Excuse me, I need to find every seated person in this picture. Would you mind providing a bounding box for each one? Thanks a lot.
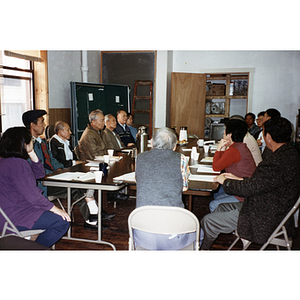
[126,113,138,142]
[102,114,125,150]
[253,111,265,140]
[134,127,192,250]
[49,120,102,228]
[76,109,127,206]
[230,115,262,166]
[0,127,70,247]
[49,121,75,168]
[22,109,64,197]
[209,119,256,212]
[245,112,260,138]
[257,108,281,159]
[114,109,135,147]
[77,109,107,160]
[200,117,300,250]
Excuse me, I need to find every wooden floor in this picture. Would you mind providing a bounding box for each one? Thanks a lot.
[53,191,300,251]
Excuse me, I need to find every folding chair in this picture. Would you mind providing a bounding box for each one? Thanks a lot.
[128,205,200,250]
[228,196,300,251]
[0,206,45,239]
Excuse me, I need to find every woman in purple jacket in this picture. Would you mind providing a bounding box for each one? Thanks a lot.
[0,127,70,247]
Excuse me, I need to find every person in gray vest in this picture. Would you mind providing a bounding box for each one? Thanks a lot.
[134,127,192,250]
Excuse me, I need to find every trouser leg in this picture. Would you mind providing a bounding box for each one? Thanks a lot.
[30,211,70,247]
[200,202,243,250]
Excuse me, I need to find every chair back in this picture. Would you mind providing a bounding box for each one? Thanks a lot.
[45,125,55,141]
[128,205,200,250]
[260,195,300,250]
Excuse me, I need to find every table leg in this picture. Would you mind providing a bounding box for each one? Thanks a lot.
[67,187,71,238]
[188,195,192,211]
[98,189,102,241]
[62,187,116,250]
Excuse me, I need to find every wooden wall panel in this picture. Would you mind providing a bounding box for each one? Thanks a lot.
[49,108,71,126]
[170,73,206,138]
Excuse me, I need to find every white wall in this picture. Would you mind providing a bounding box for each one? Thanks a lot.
[171,50,300,126]
[48,50,100,109]
[47,50,300,130]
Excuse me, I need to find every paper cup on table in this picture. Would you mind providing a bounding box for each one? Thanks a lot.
[107,149,114,156]
[204,145,210,153]
[103,155,110,163]
[197,139,204,147]
[192,152,199,161]
[94,171,103,183]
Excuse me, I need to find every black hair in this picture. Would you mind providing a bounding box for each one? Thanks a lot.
[257,111,265,117]
[264,117,292,143]
[225,119,248,142]
[0,127,32,159]
[116,109,126,116]
[266,108,281,119]
[245,112,256,120]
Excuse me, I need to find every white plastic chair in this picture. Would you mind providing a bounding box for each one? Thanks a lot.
[228,196,300,251]
[0,206,45,239]
[128,205,200,250]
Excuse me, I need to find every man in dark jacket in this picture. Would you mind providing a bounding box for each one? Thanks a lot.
[200,117,300,250]
[114,109,135,147]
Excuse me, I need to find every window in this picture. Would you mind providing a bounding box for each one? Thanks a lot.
[0,50,34,133]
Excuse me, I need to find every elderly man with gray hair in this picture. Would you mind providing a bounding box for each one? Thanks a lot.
[134,127,191,249]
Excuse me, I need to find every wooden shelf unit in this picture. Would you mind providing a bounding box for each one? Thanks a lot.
[205,73,249,119]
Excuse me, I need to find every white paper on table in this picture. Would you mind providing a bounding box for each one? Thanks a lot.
[113,172,136,182]
[93,156,122,161]
[200,157,214,163]
[47,172,95,181]
[189,174,217,182]
[86,161,100,167]
[189,164,202,169]
[181,148,192,152]
[120,149,133,153]
[196,165,220,174]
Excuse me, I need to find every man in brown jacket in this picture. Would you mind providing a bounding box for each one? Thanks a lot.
[102,114,125,151]
[77,109,107,160]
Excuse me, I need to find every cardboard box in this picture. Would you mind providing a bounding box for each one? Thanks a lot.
[206,83,226,96]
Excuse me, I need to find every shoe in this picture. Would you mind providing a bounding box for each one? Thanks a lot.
[107,192,129,202]
[102,212,116,221]
[89,214,98,222]
[84,222,109,230]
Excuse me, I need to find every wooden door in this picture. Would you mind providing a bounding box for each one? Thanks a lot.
[170,73,206,138]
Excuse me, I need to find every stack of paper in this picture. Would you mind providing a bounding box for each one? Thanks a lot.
[196,165,220,174]
[189,174,217,182]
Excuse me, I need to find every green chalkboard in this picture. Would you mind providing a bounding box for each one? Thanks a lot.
[70,81,130,145]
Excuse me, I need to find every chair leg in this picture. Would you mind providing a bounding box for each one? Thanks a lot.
[228,235,240,250]
[56,198,65,211]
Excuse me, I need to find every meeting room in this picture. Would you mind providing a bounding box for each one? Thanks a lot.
[0,49,300,253]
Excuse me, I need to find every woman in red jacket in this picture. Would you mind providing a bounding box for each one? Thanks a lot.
[210,119,256,212]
